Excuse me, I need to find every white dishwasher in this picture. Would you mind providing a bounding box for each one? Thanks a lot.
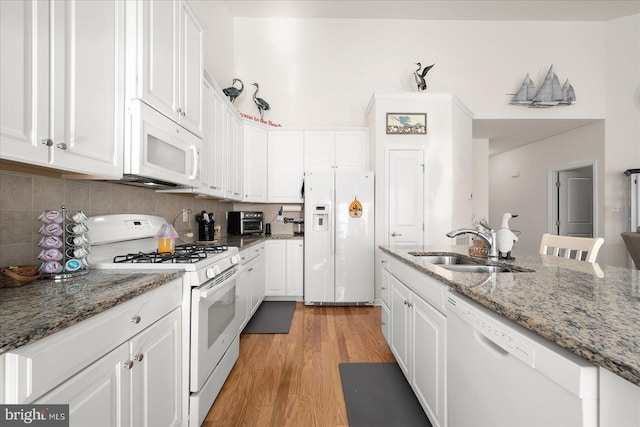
[447,292,598,427]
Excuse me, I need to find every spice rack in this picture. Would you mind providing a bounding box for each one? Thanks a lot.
[37,205,90,280]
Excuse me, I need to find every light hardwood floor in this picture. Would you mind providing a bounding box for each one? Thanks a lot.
[203,303,396,427]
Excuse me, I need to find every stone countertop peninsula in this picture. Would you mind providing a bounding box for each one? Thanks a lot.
[379,245,640,386]
[207,233,304,250]
[0,269,183,354]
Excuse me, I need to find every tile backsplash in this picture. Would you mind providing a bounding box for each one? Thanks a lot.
[0,168,232,266]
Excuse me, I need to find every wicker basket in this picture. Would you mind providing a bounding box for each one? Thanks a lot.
[468,246,489,258]
[0,265,41,288]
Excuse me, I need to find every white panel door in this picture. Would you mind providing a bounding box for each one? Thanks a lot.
[131,308,182,427]
[335,130,368,170]
[140,0,178,122]
[304,170,335,303]
[50,0,124,178]
[37,343,131,427]
[388,149,425,246]
[286,240,304,297]
[268,130,304,202]
[265,240,286,296]
[0,0,49,165]
[304,130,334,171]
[178,0,203,136]
[243,122,266,202]
[335,170,374,302]
[390,275,411,377]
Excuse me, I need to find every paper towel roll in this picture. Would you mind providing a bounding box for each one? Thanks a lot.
[281,204,302,212]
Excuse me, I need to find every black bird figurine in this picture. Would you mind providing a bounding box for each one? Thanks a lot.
[252,83,270,119]
[414,62,435,92]
[222,78,244,103]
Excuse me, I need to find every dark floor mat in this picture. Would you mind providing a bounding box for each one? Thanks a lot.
[339,362,432,427]
[242,301,296,334]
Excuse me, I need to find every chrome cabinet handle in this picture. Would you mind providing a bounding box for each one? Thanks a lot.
[381,286,387,290]
[381,260,387,264]
[134,354,144,362]
[391,232,402,237]
[56,143,67,150]
[181,111,186,116]
[41,139,53,146]
[177,107,182,113]
[130,315,141,324]
[403,300,408,305]
[123,360,133,369]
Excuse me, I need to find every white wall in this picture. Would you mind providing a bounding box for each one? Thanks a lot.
[489,121,605,254]
[232,18,606,126]
[190,1,235,87]
[472,139,489,225]
[604,14,640,267]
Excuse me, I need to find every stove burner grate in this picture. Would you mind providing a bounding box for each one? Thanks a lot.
[112,244,228,264]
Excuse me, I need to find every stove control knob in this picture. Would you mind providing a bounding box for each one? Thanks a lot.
[230,255,240,265]
[206,267,215,279]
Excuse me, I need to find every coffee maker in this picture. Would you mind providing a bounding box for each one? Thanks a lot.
[196,211,215,241]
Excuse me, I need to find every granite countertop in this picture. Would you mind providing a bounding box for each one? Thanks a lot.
[206,233,304,250]
[379,245,640,386]
[0,269,184,354]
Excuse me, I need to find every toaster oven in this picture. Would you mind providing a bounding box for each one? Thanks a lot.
[227,211,264,235]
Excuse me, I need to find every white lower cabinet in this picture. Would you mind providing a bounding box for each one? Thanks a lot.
[265,239,303,299]
[37,308,182,427]
[237,244,266,332]
[4,279,184,426]
[386,257,447,427]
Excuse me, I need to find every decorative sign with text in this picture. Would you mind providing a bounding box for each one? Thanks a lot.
[240,113,282,127]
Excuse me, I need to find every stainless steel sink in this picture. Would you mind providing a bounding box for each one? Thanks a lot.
[437,264,512,273]
[407,253,478,265]
[408,251,534,273]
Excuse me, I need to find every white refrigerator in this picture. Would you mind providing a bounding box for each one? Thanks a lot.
[304,170,374,304]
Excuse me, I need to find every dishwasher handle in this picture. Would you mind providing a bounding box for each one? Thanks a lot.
[448,293,534,367]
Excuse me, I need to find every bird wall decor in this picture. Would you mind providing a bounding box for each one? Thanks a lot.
[251,83,270,119]
[222,78,244,103]
[413,62,435,92]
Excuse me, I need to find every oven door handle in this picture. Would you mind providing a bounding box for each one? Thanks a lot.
[198,270,239,300]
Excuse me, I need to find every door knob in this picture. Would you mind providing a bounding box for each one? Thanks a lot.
[41,139,53,146]
[55,143,67,150]
[391,232,402,237]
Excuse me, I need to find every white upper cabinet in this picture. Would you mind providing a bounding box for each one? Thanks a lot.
[268,130,304,203]
[224,110,243,200]
[200,74,225,198]
[304,129,369,171]
[127,0,204,137]
[0,0,124,179]
[243,121,268,202]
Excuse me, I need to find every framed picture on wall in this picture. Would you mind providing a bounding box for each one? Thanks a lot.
[386,113,427,134]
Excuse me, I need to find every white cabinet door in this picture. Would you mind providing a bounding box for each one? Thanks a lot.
[286,240,304,297]
[37,343,131,427]
[303,129,369,172]
[268,130,304,203]
[178,0,203,136]
[0,0,49,165]
[201,76,226,197]
[138,0,178,122]
[243,122,268,202]
[390,274,411,376]
[0,0,123,179]
[303,131,334,171]
[131,308,182,427]
[253,245,265,310]
[334,130,368,170]
[50,0,124,178]
[132,0,203,136]
[236,261,250,332]
[411,294,446,427]
[265,240,286,296]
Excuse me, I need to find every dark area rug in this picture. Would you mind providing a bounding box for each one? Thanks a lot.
[339,362,432,427]
[242,301,296,334]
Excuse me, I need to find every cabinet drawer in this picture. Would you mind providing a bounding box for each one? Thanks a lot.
[387,257,447,313]
[4,279,182,403]
[240,244,264,264]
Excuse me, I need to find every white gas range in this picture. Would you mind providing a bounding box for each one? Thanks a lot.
[88,214,241,427]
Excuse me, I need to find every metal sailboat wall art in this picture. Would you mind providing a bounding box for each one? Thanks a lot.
[509,65,575,107]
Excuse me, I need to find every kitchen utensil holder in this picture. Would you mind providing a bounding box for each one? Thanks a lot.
[37,205,90,281]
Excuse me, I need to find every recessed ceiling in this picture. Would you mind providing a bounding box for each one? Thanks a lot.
[223,0,640,22]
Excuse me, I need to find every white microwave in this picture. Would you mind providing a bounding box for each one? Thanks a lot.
[124,100,201,188]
